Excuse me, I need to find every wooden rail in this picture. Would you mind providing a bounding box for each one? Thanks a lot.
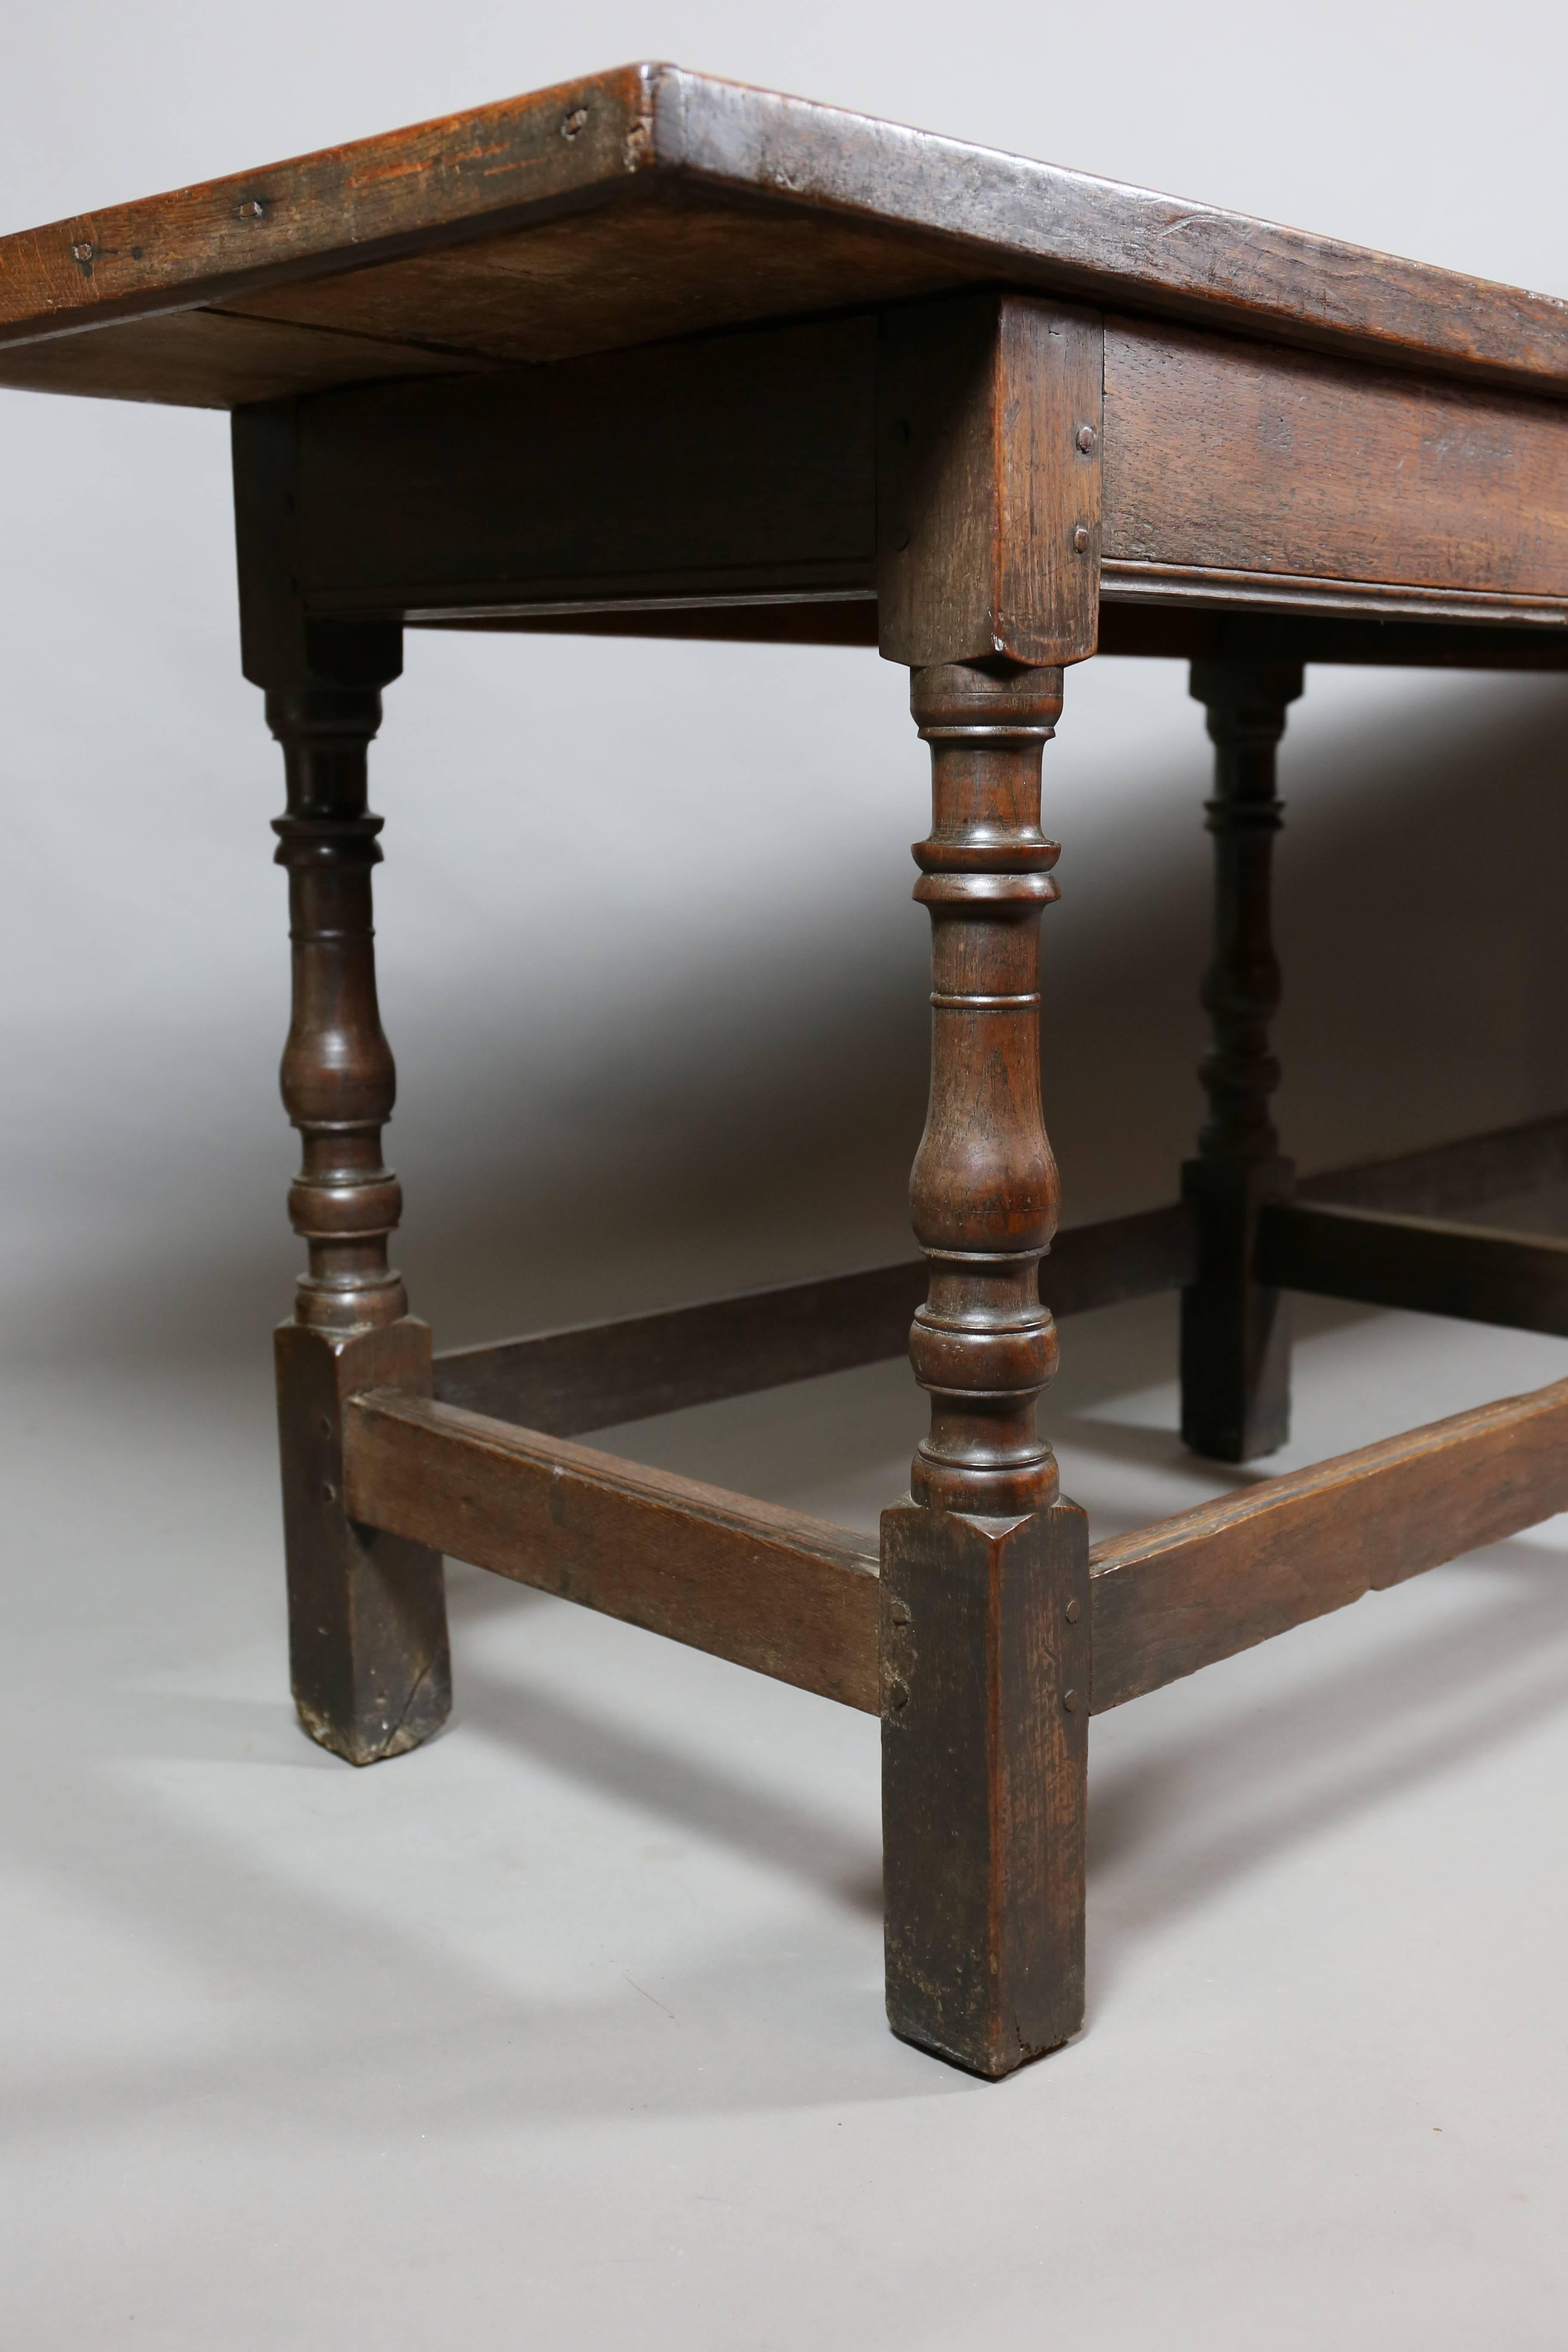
[433,1202,1190,1433]
[385,1116,1568,1725]
[1088,1375,1568,1711]
[342,1390,881,1711]
[1302,1109,1568,1216]
[346,1374,1568,1727]
[1260,1199,1568,1336]
[433,1111,1568,1434]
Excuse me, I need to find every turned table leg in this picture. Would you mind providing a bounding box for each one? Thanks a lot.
[267,671,450,1764]
[1180,659,1303,1464]
[880,660,1090,2080]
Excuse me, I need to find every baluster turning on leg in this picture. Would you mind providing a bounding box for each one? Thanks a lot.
[269,676,450,1764]
[273,688,408,1335]
[1180,658,1303,1462]
[881,660,1090,2079]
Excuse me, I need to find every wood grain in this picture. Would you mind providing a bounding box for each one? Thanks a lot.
[419,597,883,648]
[0,306,473,409]
[276,1318,450,1765]
[218,185,970,371]
[882,1498,1089,2077]
[428,598,1568,668]
[900,662,1070,1515]
[6,65,1567,407]
[1100,558,1568,632]
[1102,318,1568,603]
[288,313,877,620]
[265,640,451,1766]
[1091,605,1568,671]
[1260,1200,1568,1335]
[876,295,1102,668]
[342,1360,1568,1729]
[269,672,410,1331]
[876,646,1087,2076]
[1089,1375,1568,1712]
[342,1390,881,1713]
[436,1259,929,1433]
[0,67,659,352]
[211,289,1568,647]
[224,289,1568,651]
[665,70,1568,396]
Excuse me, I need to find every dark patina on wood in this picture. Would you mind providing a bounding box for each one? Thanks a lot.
[1261,1200,1568,1335]
[1180,660,1302,1462]
[343,1390,880,1713]
[878,635,1092,2077]
[432,1201,1192,1433]
[267,660,451,1763]
[876,295,1102,670]
[430,1112,1568,1434]
[9,65,1568,409]
[882,1499,1088,2076]
[276,1319,449,1764]
[335,1352,1568,1750]
[251,518,451,1764]
[1090,1376,1568,1712]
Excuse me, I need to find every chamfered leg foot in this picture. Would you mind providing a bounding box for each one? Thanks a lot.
[880,658,1088,2077]
[276,1318,450,1765]
[263,655,450,1762]
[882,1495,1090,2077]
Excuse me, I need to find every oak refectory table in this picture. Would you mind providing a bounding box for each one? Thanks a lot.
[7,66,1568,2079]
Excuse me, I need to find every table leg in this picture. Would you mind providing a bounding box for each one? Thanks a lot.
[1180,658,1303,1462]
[267,671,450,1765]
[880,659,1090,2079]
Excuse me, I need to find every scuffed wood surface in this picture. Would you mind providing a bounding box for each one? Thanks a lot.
[219,186,969,371]
[876,295,1102,668]
[882,1499,1089,2076]
[343,1390,881,1712]
[1103,318,1568,602]
[0,67,657,351]
[4,65,1567,407]
[0,306,474,410]
[665,70,1568,394]
[1089,1377,1568,1711]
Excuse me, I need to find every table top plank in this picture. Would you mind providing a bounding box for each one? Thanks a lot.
[0,306,484,410]
[3,64,1567,410]
[213,187,976,372]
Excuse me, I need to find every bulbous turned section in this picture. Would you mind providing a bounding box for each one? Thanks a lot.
[1189,660,1302,1166]
[269,683,407,1334]
[906,659,1067,1517]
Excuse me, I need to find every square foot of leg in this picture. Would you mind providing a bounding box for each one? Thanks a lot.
[276,1318,451,1766]
[880,1494,1089,2078]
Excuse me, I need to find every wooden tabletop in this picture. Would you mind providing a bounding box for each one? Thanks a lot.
[3,63,1567,413]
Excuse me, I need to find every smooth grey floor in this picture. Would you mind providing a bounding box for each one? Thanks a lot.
[4,1287,1566,2349]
